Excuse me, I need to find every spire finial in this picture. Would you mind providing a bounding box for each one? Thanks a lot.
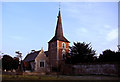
[40,47,44,53]
[59,2,61,10]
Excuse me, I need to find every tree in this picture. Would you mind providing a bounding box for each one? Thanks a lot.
[15,51,23,72]
[65,42,96,64]
[116,52,120,62]
[0,58,2,70]
[12,57,19,70]
[15,51,22,61]
[2,55,13,71]
[98,49,116,62]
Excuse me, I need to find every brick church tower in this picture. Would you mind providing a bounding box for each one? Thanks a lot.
[48,8,70,71]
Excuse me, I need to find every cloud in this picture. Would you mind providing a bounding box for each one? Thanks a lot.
[104,24,111,29]
[64,3,93,15]
[76,27,88,34]
[74,27,90,39]
[106,29,118,41]
[80,28,88,33]
[9,36,25,40]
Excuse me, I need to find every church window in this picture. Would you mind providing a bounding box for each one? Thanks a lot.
[62,42,65,49]
[62,49,66,60]
[40,62,44,67]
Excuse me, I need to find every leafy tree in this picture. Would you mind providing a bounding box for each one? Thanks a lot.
[15,51,22,61]
[65,42,96,64]
[2,55,13,71]
[0,58,2,70]
[15,51,23,71]
[98,49,116,62]
[116,52,120,62]
[12,57,19,70]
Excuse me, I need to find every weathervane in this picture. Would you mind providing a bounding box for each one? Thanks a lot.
[59,2,61,10]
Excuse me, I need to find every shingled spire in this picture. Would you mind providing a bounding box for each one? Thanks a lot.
[49,8,69,42]
[55,8,63,38]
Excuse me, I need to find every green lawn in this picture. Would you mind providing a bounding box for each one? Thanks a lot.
[2,75,63,80]
[1,75,120,80]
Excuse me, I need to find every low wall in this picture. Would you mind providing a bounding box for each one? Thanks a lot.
[61,64,119,76]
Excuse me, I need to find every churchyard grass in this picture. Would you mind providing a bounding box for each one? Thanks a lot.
[2,75,63,80]
[1,74,120,80]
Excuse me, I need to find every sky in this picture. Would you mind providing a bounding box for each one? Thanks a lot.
[1,2,118,59]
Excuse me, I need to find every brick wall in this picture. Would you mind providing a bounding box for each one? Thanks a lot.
[48,40,69,70]
[58,41,69,60]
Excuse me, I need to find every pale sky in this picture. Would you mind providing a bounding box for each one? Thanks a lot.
[1,2,118,59]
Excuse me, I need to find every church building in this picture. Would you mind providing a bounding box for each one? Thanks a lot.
[48,8,70,71]
[23,6,119,76]
[24,8,70,73]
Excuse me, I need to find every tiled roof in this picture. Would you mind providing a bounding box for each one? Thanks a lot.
[49,36,69,42]
[24,51,40,62]
[24,50,48,62]
[44,51,48,57]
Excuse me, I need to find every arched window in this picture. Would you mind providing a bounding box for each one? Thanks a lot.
[62,42,65,49]
[62,49,66,60]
